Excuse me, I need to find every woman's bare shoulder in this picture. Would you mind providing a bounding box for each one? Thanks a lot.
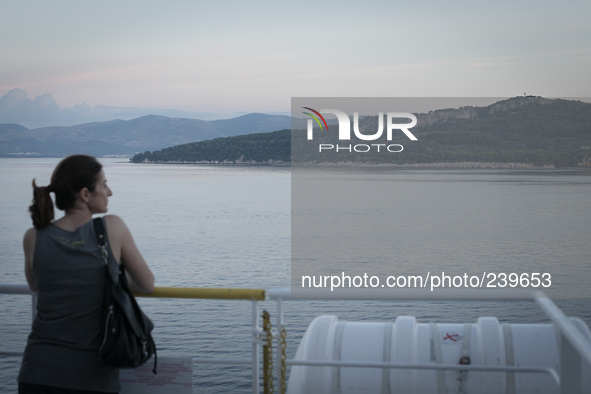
[23,227,36,245]
[104,214,124,224]
[103,215,128,231]
[103,215,136,244]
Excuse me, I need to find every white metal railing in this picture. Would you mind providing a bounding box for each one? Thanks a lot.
[3,284,591,393]
[0,284,266,394]
[268,288,591,394]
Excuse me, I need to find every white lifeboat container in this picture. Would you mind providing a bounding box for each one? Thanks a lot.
[287,315,591,394]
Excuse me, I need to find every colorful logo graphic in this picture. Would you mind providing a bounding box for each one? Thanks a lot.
[302,107,328,131]
[301,106,418,154]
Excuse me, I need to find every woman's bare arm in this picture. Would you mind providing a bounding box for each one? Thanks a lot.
[104,215,154,293]
[23,228,36,292]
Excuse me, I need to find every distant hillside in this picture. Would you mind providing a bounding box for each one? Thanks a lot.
[131,129,290,164]
[387,96,591,167]
[132,97,591,167]
[0,113,291,157]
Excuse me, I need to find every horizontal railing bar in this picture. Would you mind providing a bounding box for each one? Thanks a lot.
[1,351,254,368]
[2,351,254,365]
[267,287,546,300]
[0,284,265,301]
[286,360,560,385]
[0,351,24,357]
[192,357,253,366]
[0,284,560,301]
[0,284,31,295]
[137,286,265,301]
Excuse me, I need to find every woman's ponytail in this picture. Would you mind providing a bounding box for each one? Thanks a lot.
[29,179,55,230]
[28,155,102,229]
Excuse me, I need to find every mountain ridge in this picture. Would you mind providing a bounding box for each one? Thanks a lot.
[3,97,591,167]
[0,113,291,157]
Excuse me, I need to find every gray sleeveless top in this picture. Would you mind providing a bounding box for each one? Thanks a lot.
[18,219,119,392]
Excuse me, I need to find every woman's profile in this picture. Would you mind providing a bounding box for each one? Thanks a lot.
[18,155,154,394]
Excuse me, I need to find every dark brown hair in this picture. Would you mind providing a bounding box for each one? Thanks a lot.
[29,155,103,229]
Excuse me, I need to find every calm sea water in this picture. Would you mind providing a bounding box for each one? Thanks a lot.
[1,158,590,392]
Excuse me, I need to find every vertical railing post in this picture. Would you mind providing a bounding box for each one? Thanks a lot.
[275,296,285,394]
[535,295,591,394]
[252,299,260,394]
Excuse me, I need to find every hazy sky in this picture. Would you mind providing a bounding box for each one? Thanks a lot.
[1,0,590,117]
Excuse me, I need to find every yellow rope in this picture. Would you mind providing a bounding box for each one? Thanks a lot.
[262,310,274,394]
[280,326,287,394]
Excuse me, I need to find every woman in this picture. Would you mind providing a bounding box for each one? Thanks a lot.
[18,155,154,394]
